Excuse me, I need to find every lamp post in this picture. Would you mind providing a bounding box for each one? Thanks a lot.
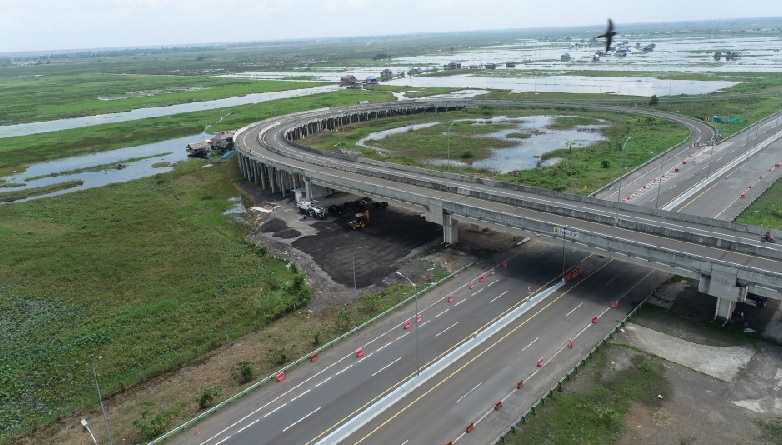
[656,157,671,209]
[396,271,419,376]
[92,357,112,445]
[561,226,568,283]
[615,136,631,223]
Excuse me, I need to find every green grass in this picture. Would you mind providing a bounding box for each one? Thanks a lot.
[736,177,782,230]
[303,106,688,195]
[0,179,84,202]
[0,159,311,441]
[503,346,669,445]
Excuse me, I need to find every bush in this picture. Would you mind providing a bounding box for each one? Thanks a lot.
[649,95,659,106]
[266,345,291,366]
[601,160,611,168]
[231,362,254,384]
[198,386,222,410]
[313,329,322,346]
[133,410,170,440]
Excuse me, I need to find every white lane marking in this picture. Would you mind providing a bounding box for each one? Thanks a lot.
[335,364,354,376]
[456,382,483,404]
[290,388,311,403]
[490,290,508,303]
[436,309,448,318]
[435,322,459,338]
[565,302,583,317]
[315,376,332,388]
[455,299,465,306]
[264,402,287,418]
[371,357,401,377]
[282,406,321,432]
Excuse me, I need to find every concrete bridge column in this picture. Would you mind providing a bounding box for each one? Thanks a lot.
[443,213,459,244]
[305,179,312,200]
[258,162,267,189]
[424,204,459,244]
[237,154,246,177]
[697,263,748,320]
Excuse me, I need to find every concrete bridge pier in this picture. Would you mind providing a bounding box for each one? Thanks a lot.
[424,203,458,244]
[697,264,748,320]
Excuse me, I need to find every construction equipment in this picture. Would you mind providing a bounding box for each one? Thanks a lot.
[349,210,369,230]
[296,200,327,219]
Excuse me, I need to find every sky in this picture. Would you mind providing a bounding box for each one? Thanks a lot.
[0,0,778,53]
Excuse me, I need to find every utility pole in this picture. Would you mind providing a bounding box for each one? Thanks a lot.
[615,136,631,223]
[396,271,419,376]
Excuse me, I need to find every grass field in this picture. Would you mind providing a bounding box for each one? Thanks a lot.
[503,345,669,445]
[0,160,313,441]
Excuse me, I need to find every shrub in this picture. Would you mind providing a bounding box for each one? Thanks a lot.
[198,386,222,410]
[133,410,170,440]
[231,362,254,384]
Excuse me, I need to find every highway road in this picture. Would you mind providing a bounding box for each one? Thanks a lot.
[596,110,782,221]
[169,102,782,445]
[173,243,663,445]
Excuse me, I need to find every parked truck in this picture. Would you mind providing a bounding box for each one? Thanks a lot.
[296,200,328,219]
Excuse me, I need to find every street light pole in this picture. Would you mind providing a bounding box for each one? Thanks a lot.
[656,157,671,210]
[92,357,112,445]
[561,226,567,282]
[396,271,419,376]
[706,144,715,178]
[615,136,631,223]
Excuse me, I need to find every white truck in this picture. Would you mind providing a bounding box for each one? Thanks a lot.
[296,200,328,219]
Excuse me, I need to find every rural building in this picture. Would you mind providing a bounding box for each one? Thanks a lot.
[484,63,497,69]
[444,61,462,70]
[380,69,393,80]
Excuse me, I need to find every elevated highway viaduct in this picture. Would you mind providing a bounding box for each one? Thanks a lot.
[234,99,782,319]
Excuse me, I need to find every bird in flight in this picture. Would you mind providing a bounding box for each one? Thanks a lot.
[597,19,616,53]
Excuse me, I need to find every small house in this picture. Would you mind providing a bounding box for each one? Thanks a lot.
[484,63,496,70]
[380,69,393,80]
[444,61,462,70]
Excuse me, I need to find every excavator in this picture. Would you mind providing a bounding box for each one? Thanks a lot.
[349,210,369,230]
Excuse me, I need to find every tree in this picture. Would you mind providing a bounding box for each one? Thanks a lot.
[649,95,659,106]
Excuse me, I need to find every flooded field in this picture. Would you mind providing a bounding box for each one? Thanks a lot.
[0,134,208,202]
[358,116,607,173]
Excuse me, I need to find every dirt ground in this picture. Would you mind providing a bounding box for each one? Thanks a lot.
[243,189,519,310]
[608,281,782,445]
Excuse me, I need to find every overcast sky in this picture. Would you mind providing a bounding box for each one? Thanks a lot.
[0,0,778,53]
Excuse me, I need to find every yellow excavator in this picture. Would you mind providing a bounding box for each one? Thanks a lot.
[349,210,369,230]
